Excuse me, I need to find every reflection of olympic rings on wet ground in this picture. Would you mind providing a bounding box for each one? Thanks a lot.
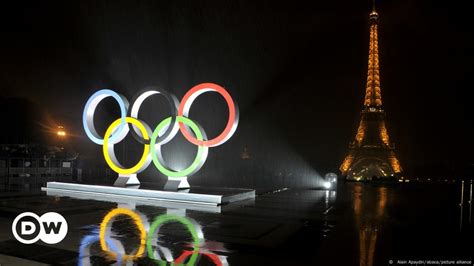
[78,232,125,265]
[82,83,239,178]
[78,208,228,266]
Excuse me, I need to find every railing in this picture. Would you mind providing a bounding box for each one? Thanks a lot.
[0,157,74,176]
[0,157,75,189]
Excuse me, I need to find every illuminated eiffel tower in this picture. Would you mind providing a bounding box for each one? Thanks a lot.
[340,2,402,181]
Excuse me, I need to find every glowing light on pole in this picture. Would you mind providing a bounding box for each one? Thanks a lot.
[57,126,66,137]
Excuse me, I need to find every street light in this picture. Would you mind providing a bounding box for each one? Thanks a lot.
[57,126,66,137]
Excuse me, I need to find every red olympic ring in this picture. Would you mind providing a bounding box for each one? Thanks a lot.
[178,83,238,147]
[174,250,223,266]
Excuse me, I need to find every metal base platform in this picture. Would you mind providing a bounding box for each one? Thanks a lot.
[41,182,255,206]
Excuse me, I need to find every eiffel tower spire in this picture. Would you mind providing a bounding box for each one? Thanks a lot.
[365,0,382,108]
[340,3,403,181]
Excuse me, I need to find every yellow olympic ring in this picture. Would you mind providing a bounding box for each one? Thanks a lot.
[103,117,150,175]
[99,208,147,260]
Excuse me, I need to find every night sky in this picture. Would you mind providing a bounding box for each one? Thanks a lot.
[1,0,473,182]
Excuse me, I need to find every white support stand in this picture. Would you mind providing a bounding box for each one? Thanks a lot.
[166,208,186,216]
[42,182,255,206]
[118,202,137,210]
[114,174,140,187]
[164,177,190,191]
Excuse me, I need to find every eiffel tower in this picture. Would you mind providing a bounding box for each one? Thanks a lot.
[340,2,402,181]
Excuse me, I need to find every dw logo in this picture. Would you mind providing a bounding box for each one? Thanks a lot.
[11,212,68,244]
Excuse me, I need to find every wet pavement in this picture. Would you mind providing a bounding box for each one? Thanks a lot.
[0,182,472,265]
[318,183,473,265]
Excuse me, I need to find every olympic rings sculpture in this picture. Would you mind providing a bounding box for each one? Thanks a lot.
[82,83,239,182]
[78,208,228,265]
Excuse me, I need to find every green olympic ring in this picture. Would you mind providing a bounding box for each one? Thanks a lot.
[146,214,203,265]
[151,116,208,177]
